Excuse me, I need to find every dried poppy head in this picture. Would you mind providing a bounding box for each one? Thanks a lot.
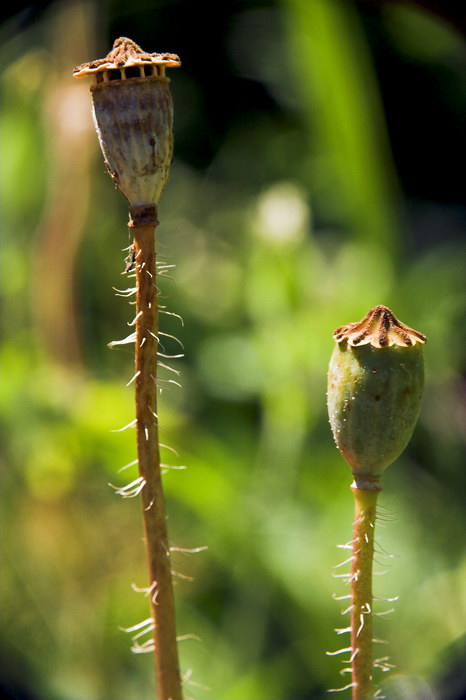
[74,37,181,225]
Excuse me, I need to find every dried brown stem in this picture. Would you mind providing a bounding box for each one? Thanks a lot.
[133,222,183,700]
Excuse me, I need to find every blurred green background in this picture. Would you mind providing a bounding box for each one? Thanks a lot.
[1,1,465,699]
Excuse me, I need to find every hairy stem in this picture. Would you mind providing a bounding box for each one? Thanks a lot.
[133,222,183,700]
[350,483,380,700]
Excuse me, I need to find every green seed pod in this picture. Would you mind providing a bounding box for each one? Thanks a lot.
[327,305,426,487]
[73,38,180,225]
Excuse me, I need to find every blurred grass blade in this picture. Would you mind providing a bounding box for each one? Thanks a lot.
[283,0,401,252]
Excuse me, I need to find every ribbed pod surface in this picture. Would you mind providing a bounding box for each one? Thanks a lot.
[327,305,426,480]
[91,78,174,206]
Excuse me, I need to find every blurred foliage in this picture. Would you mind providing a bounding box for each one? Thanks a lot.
[0,1,465,699]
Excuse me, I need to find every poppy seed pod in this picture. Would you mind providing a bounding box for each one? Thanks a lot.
[73,37,180,225]
[327,305,426,488]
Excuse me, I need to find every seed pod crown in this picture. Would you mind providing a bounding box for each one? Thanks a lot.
[333,305,426,349]
[73,37,180,80]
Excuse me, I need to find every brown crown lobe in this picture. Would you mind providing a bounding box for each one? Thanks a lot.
[73,37,181,78]
[333,305,426,349]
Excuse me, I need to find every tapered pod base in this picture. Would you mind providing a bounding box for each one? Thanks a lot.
[350,482,380,700]
[133,223,183,700]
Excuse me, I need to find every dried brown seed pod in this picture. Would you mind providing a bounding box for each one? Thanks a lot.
[73,37,181,222]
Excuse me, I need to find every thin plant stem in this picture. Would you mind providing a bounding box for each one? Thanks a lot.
[350,484,380,700]
[133,221,183,700]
